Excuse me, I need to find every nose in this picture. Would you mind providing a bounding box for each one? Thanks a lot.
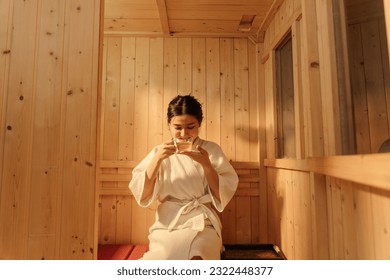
[180,128,187,137]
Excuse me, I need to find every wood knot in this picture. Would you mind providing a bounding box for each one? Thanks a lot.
[310,61,320,68]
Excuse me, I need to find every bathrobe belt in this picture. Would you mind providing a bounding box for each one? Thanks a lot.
[167,194,221,237]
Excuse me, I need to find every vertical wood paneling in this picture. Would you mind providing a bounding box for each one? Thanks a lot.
[248,41,259,161]
[98,36,261,247]
[191,38,207,139]
[133,38,150,161]
[205,38,220,142]
[163,38,178,141]
[0,0,100,259]
[27,0,66,259]
[257,42,268,243]
[148,38,164,149]
[220,38,236,160]
[0,0,39,259]
[234,39,250,161]
[119,37,136,161]
[353,183,375,258]
[103,37,121,160]
[178,38,192,95]
[59,0,99,259]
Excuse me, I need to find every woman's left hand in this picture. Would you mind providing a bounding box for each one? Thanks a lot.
[180,145,212,168]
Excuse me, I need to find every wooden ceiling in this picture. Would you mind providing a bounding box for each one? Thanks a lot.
[104,0,277,42]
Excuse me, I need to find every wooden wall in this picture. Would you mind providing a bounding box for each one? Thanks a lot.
[0,0,101,259]
[1,0,389,261]
[97,37,265,245]
[263,0,390,260]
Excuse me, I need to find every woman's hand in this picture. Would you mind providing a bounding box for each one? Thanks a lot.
[181,145,212,168]
[155,139,176,160]
[182,145,220,200]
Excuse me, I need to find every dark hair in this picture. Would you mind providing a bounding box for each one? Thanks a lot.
[167,95,203,125]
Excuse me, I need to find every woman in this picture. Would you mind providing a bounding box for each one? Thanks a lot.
[129,94,238,260]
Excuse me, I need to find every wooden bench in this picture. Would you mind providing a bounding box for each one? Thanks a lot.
[98,244,149,260]
[98,243,286,260]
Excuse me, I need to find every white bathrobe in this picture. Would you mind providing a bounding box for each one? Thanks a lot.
[129,137,238,260]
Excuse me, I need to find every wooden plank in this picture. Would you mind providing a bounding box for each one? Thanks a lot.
[370,186,390,259]
[0,0,13,208]
[103,37,121,160]
[353,183,375,258]
[220,38,236,160]
[177,38,192,95]
[191,38,207,139]
[100,160,138,168]
[340,179,357,259]
[284,168,295,259]
[234,38,250,161]
[329,178,345,259]
[266,168,278,245]
[156,0,170,35]
[292,170,313,259]
[119,37,136,161]
[98,174,132,182]
[264,158,309,171]
[316,0,341,156]
[133,38,150,161]
[235,196,251,243]
[99,195,117,244]
[257,42,268,243]
[250,195,260,243]
[291,20,305,159]
[265,154,390,192]
[310,173,329,259]
[301,0,325,157]
[115,196,133,243]
[163,37,178,140]
[27,0,66,260]
[264,55,277,159]
[221,197,236,243]
[58,0,99,259]
[0,0,38,258]
[27,235,56,260]
[148,38,164,149]
[104,18,162,34]
[308,154,390,191]
[205,38,220,142]
[248,41,259,161]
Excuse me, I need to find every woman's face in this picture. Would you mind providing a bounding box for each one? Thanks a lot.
[169,114,200,140]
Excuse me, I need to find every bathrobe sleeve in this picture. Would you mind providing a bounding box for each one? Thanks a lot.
[205,142,239,212]
[128,146,161,207]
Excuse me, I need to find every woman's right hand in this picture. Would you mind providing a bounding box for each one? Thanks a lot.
[155,139,176,160]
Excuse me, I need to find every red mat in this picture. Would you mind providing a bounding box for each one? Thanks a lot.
[98,244,148,260]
